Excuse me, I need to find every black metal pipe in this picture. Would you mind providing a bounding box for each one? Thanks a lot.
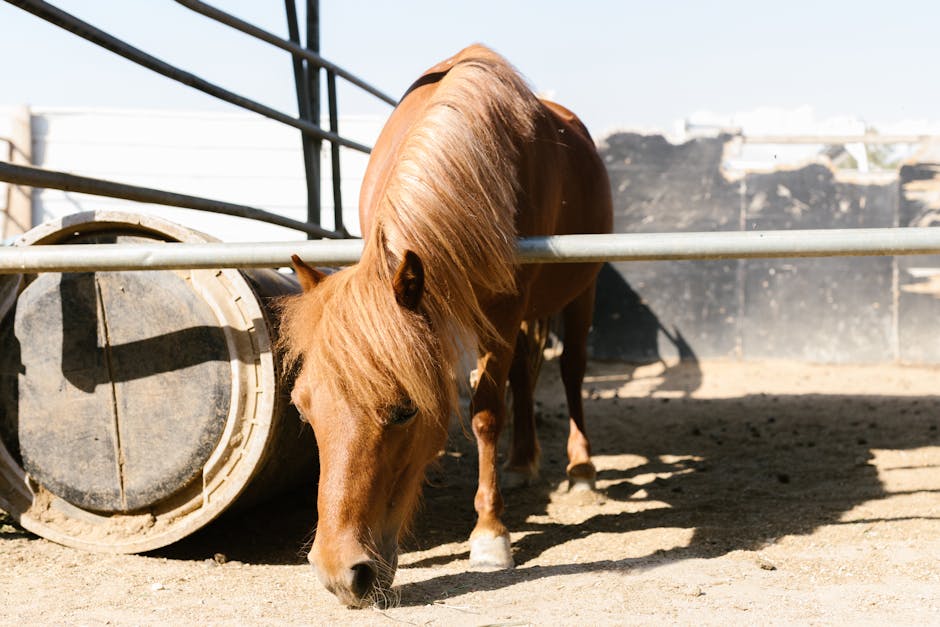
[304,0,322,230]
[285,0,320,230]
[5,0,371,153]
[174,0,397,106]
[0,162,345,239]
[306,0,321,126]
[327,70,345,235]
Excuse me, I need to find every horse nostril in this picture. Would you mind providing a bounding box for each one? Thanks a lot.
[349,561,378,600]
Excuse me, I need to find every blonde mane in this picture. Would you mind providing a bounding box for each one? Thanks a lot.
[279,46,542,420]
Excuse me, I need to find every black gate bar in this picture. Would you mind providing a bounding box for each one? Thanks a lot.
[284,0,320,228]
[0,162,345,239]
[5,0,372,153]
[326,70,345,235]
[304,0,321,229]
[174,0,396,106]
[179,0,398,234]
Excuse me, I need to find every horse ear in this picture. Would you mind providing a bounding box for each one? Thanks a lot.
[393,250,424,311]
[291,254,326,292]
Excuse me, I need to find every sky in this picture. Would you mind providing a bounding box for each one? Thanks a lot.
[2,1,940,138]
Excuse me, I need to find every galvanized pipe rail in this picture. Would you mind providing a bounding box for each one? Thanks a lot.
[742,134,936,145]
[2,227,940,273]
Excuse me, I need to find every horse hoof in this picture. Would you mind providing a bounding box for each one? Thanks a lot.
[469,534,514,571]
[568,476,596,492]
[567,461,597,492]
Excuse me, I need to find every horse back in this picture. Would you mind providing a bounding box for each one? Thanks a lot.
[358,51,467,235]
[358,47,612,320]
[513,100,613,319]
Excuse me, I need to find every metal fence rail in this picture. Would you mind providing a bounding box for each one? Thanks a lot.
[741,134,935,145]
[7,2,939,276]
[0,162,343,239]
[3,227,940,274]
[3,0,394,235]
[171,0,399,230]
[6,0,370,153]
[174,0,396,106]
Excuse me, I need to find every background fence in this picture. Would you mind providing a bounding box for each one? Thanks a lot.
[1,0,394,240]
[3,1,940,366]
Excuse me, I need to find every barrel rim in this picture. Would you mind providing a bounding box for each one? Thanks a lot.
[0,210,285,553]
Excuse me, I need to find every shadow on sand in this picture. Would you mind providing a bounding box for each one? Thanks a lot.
[388,360,939,606]
[3,359,938,605]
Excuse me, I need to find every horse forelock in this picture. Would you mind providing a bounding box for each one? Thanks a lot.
[278,263,457,424]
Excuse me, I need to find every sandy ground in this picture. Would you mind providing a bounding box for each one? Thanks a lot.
[2,358,940,625]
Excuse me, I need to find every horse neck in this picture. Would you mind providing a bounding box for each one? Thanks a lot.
[360,51,551,352]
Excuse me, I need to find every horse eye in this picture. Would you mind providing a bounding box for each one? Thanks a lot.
[389,402,418,425]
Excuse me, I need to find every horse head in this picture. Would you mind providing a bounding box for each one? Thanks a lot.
[283,252,452,608]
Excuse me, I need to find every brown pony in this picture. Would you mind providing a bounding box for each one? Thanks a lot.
[279,44,612,607]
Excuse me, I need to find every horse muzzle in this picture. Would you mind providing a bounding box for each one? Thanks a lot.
[309,540,398,608]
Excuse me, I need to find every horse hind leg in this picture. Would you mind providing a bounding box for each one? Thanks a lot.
[503,318,549,489]
[560,286,598,492]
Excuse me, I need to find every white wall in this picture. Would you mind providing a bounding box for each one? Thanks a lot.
[26,107,385,242]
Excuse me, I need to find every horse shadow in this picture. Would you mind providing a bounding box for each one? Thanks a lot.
[8,371,936,583]
[588,263,702,395]
[390,368,940,606]
[155,484,318,565]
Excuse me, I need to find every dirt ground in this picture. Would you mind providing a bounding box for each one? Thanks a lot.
[2,358,940,625]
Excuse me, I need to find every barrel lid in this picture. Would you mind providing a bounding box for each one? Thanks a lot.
[0,222,230,513]
[0,211,302,553]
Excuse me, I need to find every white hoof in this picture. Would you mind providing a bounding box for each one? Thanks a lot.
[568,476,596,493]
[567,462,597,493]
[469,534,514,571]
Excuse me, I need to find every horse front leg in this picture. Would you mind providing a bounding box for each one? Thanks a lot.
[469,337,517,570]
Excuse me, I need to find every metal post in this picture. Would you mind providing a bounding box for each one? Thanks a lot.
[284,0,319,233]
[1,106,32,238]
[305,0,322,233]
[327,70,344,235]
